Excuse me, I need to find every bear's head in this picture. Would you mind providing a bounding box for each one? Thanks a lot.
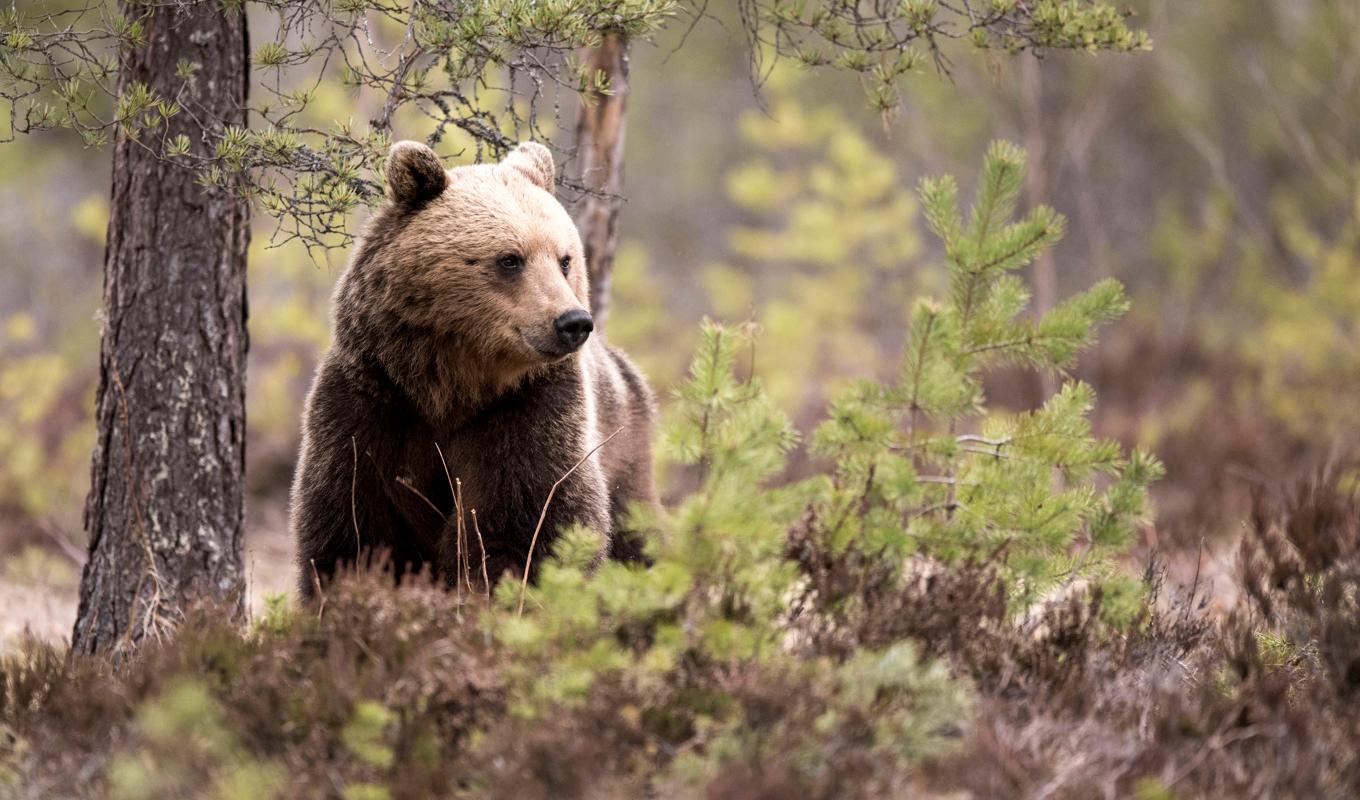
[342,139,593,408]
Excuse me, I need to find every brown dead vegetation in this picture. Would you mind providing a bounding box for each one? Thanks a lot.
[3,467,1358,799]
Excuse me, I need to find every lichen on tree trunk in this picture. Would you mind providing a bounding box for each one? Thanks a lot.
[573,32,630,329]
[72,0,251,655]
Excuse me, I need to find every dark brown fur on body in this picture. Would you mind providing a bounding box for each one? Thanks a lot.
[291,141,655,598]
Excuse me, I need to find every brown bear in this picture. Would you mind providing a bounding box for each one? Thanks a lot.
[290,140,656,598]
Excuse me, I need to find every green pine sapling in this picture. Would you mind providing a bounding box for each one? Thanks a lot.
[491,142,1156,781]
[807,140,1162,616]
[495,319,969,783]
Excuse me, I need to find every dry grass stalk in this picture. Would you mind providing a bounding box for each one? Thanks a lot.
[517,426,625,616]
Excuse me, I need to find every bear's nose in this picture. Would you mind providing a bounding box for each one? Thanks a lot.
[553,309,594,351]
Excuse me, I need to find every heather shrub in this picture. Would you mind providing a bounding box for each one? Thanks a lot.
[923,468,1360,799]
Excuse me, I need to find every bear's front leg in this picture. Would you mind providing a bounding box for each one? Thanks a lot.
[292,361,442,600]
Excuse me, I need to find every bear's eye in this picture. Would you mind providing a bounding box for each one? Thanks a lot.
[496,254,524,272]
[559,255,571,275]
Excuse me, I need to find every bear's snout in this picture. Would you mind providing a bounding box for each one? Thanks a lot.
[553,309,594,351]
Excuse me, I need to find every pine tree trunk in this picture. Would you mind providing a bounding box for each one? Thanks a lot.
[72,1,250,655]
[573,32,630,328]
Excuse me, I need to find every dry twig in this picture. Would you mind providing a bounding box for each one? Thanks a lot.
[517,427,625,616]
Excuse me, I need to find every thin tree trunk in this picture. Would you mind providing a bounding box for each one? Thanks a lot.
[1021,55,1057,400]
[573,32,630,328]
[72,1,250,655]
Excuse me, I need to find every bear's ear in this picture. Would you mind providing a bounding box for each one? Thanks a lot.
[502,141,555,193]
[385,140,448,207]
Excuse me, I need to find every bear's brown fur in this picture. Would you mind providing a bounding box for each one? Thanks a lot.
[290,140,656,597]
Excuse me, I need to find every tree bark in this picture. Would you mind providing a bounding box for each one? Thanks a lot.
[72,1,250,655]
[573,32,630,328]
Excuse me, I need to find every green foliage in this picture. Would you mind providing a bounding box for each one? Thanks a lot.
[0,0,1148,250]
[0,311,94,522]
[745,0,1149,111]
[805,141,1161,606]
[342,701,395,769]
[1237,192,1360,439]
[494,317,969,788]
[598,241,691,391]
[252,592,295,636]
[108,680,282,800]
[504,319,801,693]
[713,66,928,413]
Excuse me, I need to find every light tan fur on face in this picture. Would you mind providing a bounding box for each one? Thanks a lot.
[335,142,592,421]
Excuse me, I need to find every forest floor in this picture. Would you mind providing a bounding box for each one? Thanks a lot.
[0,501,297,650]
[1,497,1242,650]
